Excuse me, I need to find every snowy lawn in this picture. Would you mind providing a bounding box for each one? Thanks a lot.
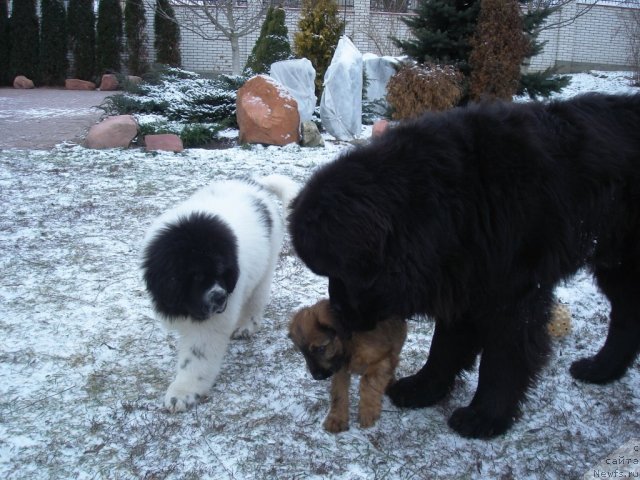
[1,71,639,479]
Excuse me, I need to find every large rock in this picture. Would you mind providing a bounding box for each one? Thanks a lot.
[13,76,35,89]
[65,79,97,90]
[99,74,119,91]
[270,58,317,123]
[320,37,363,141]
[144,134,184,153]
[84,115,138,149]
[236,75,300,146]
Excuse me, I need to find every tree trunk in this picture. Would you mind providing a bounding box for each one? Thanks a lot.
[230,34,241,75]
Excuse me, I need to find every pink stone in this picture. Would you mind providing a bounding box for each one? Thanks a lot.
[65,79,97,90]
[144,134,184,153]
[13,76,35,89]
[99,74,119,91]
[236,75,300,146]
[372,119,389,138]
[84,115,138,149]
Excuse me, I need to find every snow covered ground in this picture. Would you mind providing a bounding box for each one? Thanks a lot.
[1,71,639,479]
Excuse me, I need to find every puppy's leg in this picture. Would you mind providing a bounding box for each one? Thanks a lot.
[448,289,552,439]
[387,318,481,408]
[164,317,235,413]
[571,264,640,383]
[232,269,275,339]
[324,368,350,433]
[359,358,394,428]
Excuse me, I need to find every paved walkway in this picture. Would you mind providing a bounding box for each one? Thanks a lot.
[0,88,113,150]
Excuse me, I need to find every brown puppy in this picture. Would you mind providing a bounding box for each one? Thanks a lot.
[289,299,407,433]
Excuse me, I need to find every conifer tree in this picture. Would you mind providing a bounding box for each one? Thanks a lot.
[244,6,291,75]
[40,0,68,86]
[96,0,123,73]
[294,0,344,96]
[125,0,149,75]
[68,0,96,80]
[9,0,40,81]
[469,0,529,101]
[0,0,10,85]
[394,0,480,76]
[518,2,570,98]
[155,0,181,67]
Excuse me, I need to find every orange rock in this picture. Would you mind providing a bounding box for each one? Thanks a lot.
[99,74,119,91]
[144,134,184,153]
[236,75,300,146]
[84,115,138,149]
[65,79,97,90]
[372,119,389,137]
[13,76,35,89]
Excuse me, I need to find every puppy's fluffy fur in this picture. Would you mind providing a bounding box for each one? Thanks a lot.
[289,299,407,432]
[289,93,640,438]
[142,175,298,412]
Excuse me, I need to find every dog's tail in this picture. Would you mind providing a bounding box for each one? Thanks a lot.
[257,174,300,207]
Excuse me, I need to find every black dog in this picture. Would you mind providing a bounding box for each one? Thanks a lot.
[289,93,640,438]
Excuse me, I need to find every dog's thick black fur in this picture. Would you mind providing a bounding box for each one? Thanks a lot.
[289,93,640,438]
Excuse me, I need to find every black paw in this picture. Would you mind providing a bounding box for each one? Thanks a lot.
[448,406,513,439]
[386,374,451,408]
[570,356,625,384]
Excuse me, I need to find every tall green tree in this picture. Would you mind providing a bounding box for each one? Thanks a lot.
[68,0,96,80]
[394,0,480,76]
[124,0,149,75]
[40,0,68,86]
[96,0,123,73]
[0,0,10,85]
[294,0,344,97]
[517,1,570,98]
[9,0,40,81]
[154,0,181,67]
[244,6,291,75]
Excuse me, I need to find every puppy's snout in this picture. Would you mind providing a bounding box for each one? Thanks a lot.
[204,285,228,314]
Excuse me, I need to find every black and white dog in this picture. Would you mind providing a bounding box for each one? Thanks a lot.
[142,175,298,412]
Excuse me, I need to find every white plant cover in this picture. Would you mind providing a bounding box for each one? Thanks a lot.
[270,58,317,123]
[363,53,399,102]
[320,36,363,141]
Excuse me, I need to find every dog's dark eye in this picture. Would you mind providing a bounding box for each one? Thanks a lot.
[312,345,326,354]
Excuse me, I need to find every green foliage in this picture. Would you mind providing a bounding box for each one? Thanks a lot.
[154,0,181,67]
[244,6,292,75]
[294,0,344,96]
[68,0,96,80]
[518,1,570,98]
[469,0,529,101]
[9,0,39,81]
[0,0,10,85]
[96,0,123,74]
[124,0,149,76]
[394,0,480,76]
[40,0,68,86]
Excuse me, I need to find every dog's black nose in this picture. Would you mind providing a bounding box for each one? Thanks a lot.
[311,369,333,381]
[203,286,228,314]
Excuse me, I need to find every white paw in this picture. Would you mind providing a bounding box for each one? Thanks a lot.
[232,317,261,339]
[164,383,207,413]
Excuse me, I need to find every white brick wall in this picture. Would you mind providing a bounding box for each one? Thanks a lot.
[146,0,637,75]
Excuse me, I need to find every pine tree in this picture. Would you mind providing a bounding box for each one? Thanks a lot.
[68,0,96,80]
[96,0,123,74]
[294,0,344,96]
[0,0,10,85]
[155,0,181,67]
[244,6,291,75]
[518,3,570,98]
[9,0,40,82]
[394,0,480,76]
[469,0,529,101]
[125,0,149,76]
[40,0,68,86]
